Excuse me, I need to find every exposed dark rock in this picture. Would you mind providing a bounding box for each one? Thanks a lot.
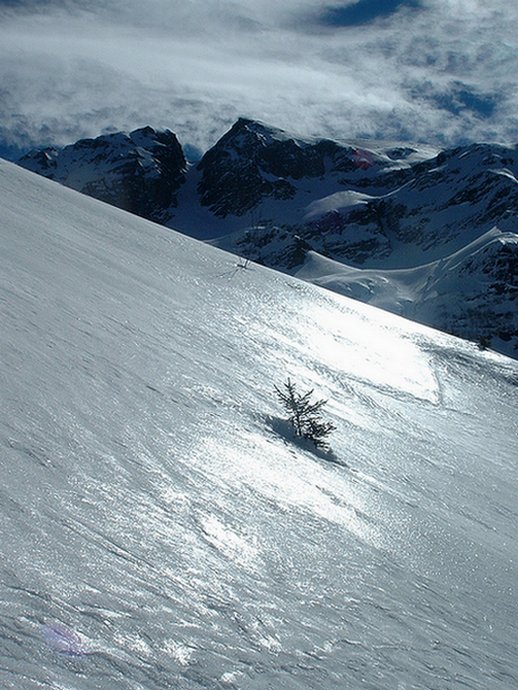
[18,127,186,224]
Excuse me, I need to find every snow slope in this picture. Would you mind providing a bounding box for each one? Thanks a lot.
[295,230,518,356]
[1,160,518,690]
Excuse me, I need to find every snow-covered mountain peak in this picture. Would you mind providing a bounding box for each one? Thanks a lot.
[217,117,307,149]
[194,119,428,222]
[16,120,518,358]
[18,126,186,224]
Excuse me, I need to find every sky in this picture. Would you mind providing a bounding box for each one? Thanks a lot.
[0,0,517,157]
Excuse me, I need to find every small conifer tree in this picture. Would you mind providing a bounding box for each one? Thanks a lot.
[274,378,335,450]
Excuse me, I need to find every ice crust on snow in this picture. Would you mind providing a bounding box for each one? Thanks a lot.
[1,161,517,689]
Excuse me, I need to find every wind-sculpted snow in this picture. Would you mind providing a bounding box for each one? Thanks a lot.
[1,161,518,689]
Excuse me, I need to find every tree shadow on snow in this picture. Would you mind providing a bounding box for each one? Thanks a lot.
[265,415,347,467]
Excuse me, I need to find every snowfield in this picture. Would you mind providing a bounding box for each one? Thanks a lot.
[1,160,517,689]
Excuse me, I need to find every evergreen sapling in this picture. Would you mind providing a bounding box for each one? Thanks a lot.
[274,378,335,451]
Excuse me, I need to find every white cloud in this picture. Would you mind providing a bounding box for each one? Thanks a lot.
[0,0,517,153]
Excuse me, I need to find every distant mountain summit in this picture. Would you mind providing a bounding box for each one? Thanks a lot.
[196,117,404,217]
[17,119,518,357]
[19,127,186,224]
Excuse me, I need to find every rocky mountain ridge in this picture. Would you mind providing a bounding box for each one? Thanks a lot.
[17,118,518,357]
[19,127,186,224]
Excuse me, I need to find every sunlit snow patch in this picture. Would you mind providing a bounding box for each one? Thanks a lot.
[162,639,193,666]
[192,430,380,550]
[199,514,259,571]
[304,301,439,403]
[304,190,373,221]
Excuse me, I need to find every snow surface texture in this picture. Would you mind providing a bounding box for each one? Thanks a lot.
[1,160,518,689]
[18,119,518,359]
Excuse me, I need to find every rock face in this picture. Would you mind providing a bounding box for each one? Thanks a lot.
[197,119,297,216]
[425,233,518,349]
[195,118,401,217]
[17,119,518,358]
[18,127,186,224]
[215,140,518,266]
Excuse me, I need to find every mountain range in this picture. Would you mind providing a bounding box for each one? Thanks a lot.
[18,118,518,358]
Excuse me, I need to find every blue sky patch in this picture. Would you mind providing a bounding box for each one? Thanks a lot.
[321,0,421,27]
[436,87,497,119]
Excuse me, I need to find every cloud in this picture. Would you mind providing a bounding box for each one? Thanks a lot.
[0,0,517,154]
